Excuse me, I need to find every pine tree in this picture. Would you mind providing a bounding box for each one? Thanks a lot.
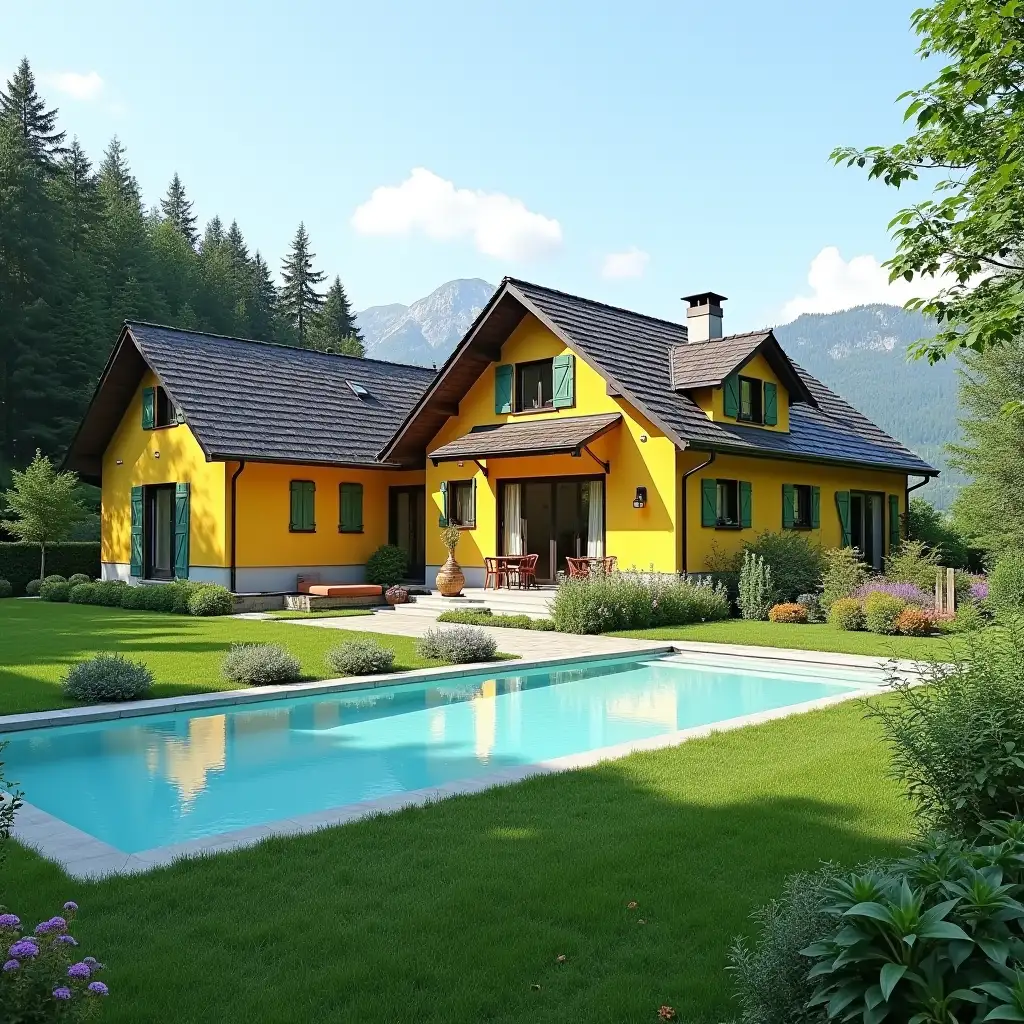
[307,276,365,356]
[97,136,140,206]
[53,139,100,254]
[279,222,325,347]
[249,251,285,343]
[0,58,66,167]
[160,172,198,248]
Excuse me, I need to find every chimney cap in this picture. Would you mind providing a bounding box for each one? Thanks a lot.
[681,291,728,308]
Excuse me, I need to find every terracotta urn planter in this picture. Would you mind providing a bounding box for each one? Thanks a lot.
[385,585,409,606]
[436,556,466,598]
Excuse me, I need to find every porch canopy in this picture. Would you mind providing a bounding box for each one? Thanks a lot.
[428,412,621,465]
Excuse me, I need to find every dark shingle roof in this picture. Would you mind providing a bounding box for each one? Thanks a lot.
[429,413,621,461]
[129,323,436,465]
[506,279,936,475]
[670,331,772,388]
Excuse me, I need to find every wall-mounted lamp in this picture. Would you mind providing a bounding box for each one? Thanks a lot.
[639,434,648,443]
[632,486,647,509]
[115,459,123,466]
[153,451,160,459]
[457,460,464,467]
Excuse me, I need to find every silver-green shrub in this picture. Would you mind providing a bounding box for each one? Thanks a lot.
[820,546,868,609]
[61,653,154,702]
[325,639,396,676]
[24,579,42,596]
[417,626,497,663]
[222,643,302,685]
[0,579,11,599]
[737,552,774,621]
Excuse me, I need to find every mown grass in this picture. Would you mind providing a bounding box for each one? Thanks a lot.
[0,601,446,715]
[611,619,966,659]
[263,608,375,620]
[3,698,913,1023]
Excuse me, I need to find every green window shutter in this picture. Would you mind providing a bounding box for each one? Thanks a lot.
[141,386,155,430]
[290,481,315,531]
[438,480,449,527]
[763,382,778,426]
[739,481,752,529]
[340,483,364,533]
[289,481,301,531]
[552,353,575,409]
[723,374,740,418]
[173,482,190,580]
[303,482,315,531]
[835,490,852,547]
[889,494,901,552]
[782,484,795,529]
[130,486,144,576]
[811,486,821,529]
[470,477,477,526]
[494,364,513,414]
[700,479,717,527]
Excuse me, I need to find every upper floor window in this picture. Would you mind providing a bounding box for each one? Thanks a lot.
[738,376,763,423]
[142,385,179,430]
[516,359,554,412]
[495,354,576,415]
[723,372,778,427]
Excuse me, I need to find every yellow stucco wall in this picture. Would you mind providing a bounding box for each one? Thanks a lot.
[232,462,423,569]
[692,352,790,433]
[102,371,228,567]
[678,448,908,572]
[424,314,679,574]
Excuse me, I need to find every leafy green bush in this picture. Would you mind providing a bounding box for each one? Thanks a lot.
[69,582,98,604]
[67,573,91,587]
[827,597,865,631]
[365,544,409,588]
[436,609,554,630]
[885,537,943,592]
[94,579,128,606]
[222,643,302,685]
[0,579,11,599]
[187,585,233,616]
[990,549,1024,617]
[867,626,1024,836]
[948,601,986,634]
[906,496,977,569]
[417,626,497,663]
[39,579,71,602]
[325,639,396,676]
[863,591,906,634]
[24,578,41,596]
[119,584,178,613]
[820,546,868,609]
[743,530,823,603]
[61,653,154,702]
[42,574,67,585]
[737,552,773,621]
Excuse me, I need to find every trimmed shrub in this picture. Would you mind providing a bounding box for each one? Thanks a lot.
[796,592,824,623]
[94,579,128,606]
[119,584,178,613]
[893,606,934,636]
[61,653,154,703]
[767,602,808,624]
[222,643,302,685]
[828,597,865,631]
[0,542,100,595]
[365,544,409,588]
[417,626,497,664]
[437,609,555,630]
[820,546,868,609]
[67,573,91,587]
[187,585,233,616]
[863,591,906,634]
[39,579,71,602]
[737,551,774,621]
[743,530,823,604]
[325,638,395,676]
[42,574,66,585]
[24,578,41,596]
[885,538,943,592]
[69,582,98,604]
[0,579,11,599]
[990,549,1024,617]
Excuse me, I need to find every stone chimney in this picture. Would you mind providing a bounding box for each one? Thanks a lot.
[682,291,727,343]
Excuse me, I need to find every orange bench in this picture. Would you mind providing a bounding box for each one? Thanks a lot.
[297,582,383,598]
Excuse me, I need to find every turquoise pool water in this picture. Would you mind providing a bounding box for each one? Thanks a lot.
[2,655,860,853]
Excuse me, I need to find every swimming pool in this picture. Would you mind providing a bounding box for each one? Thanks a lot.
[3,653,867,857]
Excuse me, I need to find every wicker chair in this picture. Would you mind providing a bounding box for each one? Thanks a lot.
[484,557,507,591]
[517,553,539,590]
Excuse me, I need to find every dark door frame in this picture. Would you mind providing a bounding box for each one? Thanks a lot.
[388,484,426,583]
[144,483,176,580]
[850,489,885,571]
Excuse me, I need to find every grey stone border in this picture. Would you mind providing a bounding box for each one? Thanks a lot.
[6,644,917,880]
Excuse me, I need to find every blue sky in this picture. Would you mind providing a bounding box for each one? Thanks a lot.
[3,0,933,329]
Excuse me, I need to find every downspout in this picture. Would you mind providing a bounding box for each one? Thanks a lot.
[905,473,930,541]
[680,451,716,576]
[229,460,246,593]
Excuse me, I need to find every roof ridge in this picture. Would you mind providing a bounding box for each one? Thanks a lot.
[124,320,437,374]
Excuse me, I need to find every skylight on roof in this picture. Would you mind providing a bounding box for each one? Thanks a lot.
[347,381,369,399]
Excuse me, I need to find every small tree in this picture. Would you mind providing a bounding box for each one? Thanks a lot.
[1,450,84,578]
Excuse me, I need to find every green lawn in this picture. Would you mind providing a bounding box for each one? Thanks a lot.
[264,608,375,620]
[611,619,965,659]
[0,601,443,716]
[3,698,913,1023]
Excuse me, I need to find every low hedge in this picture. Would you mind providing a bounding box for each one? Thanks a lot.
[436,609,555,631]
[0,542,100,595]
[66,579,234,617]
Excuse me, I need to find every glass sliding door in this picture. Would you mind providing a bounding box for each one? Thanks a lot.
[850,490,884,571]
[145,484,175,580]
[389,486,426,582]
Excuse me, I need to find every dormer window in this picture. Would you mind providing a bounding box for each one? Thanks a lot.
[723,372,778,427]
[142,385,180,430]
[738,376,763,424]
[347,381,369,399]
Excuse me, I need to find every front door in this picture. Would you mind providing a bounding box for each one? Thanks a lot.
[145,484,176,580]
[850,491,884,571]
[389,486,426,583]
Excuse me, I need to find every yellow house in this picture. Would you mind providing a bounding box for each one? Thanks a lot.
[67,280,937,593]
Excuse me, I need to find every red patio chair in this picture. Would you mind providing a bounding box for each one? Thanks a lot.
[566,557,590,579]
[484,557,505,591]
[602,556,618,574]
[518,553,539,590]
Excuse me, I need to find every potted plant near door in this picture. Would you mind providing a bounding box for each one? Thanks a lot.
[436,524,466,597]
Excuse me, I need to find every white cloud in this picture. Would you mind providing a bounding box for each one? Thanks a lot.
[780,246,956,321]
[601,247,650,280]
[42,71,104,101]
[351,167,563,262]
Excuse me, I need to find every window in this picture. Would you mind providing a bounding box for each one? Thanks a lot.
[716,480,739,527]
[793,485,811,528]
[738,376,763,423]
[783,483,819,530]
[516,359,554,411]
[142,385,179,429]
[289,480,316,532]
[448,480,476,528]
[339,482,363,533]
[346,381,369,399]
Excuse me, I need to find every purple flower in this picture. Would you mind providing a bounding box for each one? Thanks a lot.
[67,961,91,979]
[853,580,930,605]
[63,901,78,913]
[0,914,20,930]
[53,987,72,1001]
[53,934,78,946]
[87,981,109,996]
[971,579,989,601]
[9,940,39,959]
[35,916,66,935]
[2,959,19,972]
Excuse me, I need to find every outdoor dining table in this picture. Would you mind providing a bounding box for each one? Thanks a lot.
[490,554,529,589]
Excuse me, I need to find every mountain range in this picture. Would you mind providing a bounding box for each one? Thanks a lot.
[356,281,962,509]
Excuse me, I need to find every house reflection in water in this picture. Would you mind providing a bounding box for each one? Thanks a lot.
[605,686,678,729]
[147,714,227,809]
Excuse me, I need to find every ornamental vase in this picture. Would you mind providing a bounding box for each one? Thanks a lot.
[436,556,465,597]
